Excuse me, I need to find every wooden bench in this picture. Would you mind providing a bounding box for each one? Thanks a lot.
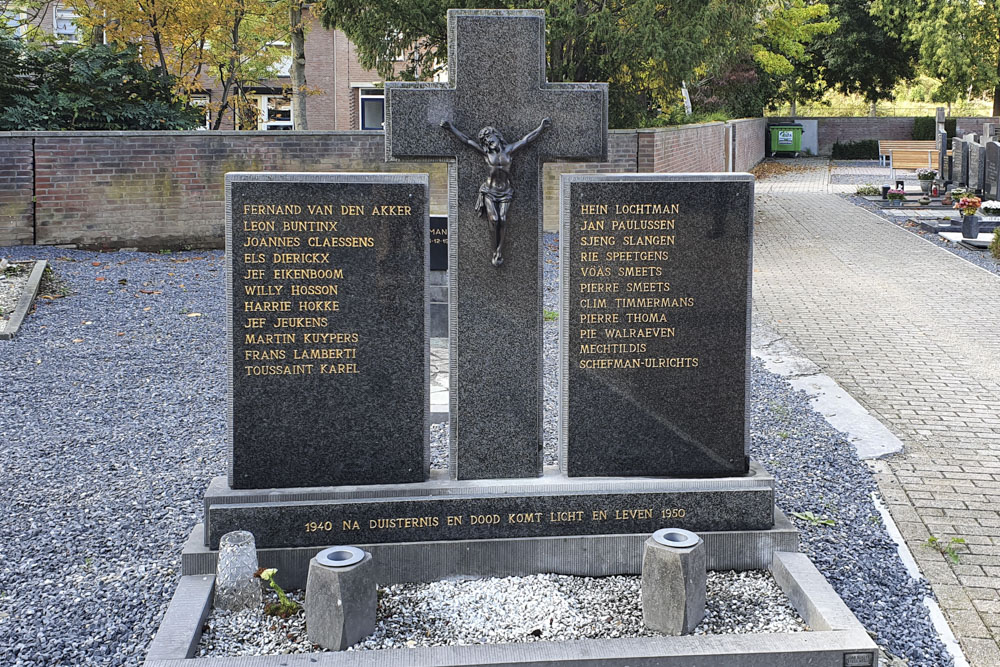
[879,140,937,166]
[889,149,940,181]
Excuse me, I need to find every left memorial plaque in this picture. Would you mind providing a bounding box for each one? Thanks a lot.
[226,173,429,489]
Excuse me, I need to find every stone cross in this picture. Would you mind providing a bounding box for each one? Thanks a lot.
[385,9,607,479]
[936,107,947,179]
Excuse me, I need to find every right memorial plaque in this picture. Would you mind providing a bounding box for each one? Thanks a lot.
[559,174,753,478]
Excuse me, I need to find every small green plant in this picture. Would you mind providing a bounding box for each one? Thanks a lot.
[791,511,836,527]
[543,309,559,322]
[777,431,789,439]
[255,567,301,617]
[158,249,172,255]
[855,184,880,196]
[925,536,966,564]
[991,228,1000,260]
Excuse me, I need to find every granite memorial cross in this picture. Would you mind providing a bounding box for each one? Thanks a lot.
[385,9,607,479]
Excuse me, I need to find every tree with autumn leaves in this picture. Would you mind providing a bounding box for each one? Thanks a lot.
[62,0,296,129]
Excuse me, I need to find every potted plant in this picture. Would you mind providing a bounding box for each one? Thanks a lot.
[979,200,1000,220]
[916,168,937,194]
[887,188,906,206]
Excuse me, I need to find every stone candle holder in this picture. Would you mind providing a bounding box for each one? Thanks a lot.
[305,546,376,650]
[640,528,706,635]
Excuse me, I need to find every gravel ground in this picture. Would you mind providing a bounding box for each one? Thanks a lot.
[843,193,1000,277]
[0,260,32,332]
[198,570,805,656]
[0,239,951,666]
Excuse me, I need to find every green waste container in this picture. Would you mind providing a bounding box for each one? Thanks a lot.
[768,123,803,157]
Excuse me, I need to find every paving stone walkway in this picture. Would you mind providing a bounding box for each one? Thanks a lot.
[753,178,1000,665]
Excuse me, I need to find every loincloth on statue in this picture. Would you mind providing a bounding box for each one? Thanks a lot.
[475,182,514,217]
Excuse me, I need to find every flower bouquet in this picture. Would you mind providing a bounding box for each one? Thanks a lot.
[887,188,906,204]
[916,168,937,181]
[954,195,982,217]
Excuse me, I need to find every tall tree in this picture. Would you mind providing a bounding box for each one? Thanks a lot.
[288,0,307,129]
[320,0,765,128]
[814,0,914,116]
[753,0,839,116]
[872,0,1000,114]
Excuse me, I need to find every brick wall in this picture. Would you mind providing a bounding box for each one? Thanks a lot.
[1,121,764,246]
[23,131,447,249]
[0,137,34,246]
[638,123,728,173]
[732,118,767,173]
[767,116,1000,155]
[955,117,1000,136]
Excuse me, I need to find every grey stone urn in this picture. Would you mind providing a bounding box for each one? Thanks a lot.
[305,546,376,650]
[640,528,706,635]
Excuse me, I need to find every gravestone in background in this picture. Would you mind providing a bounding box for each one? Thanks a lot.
[226,173,429,489]
[937,129,949,180]
[969,144,985,193]
[559,174,752,478]
[428,215,449,338]
[986,142,1000,201]
[385,9,608,479]
[953,138,969,186]
[936,107,948,179]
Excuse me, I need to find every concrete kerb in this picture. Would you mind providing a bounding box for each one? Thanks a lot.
[0,260,46,341]
[145,551,876,667]
[751,321,904,460]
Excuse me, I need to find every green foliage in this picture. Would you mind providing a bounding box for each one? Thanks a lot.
[831,140,878,160]
[543,309,559,321]
[690,56,776,118]
[320,0,766,128]
[855,184,880,196]
[815,0,914,105]
[753,0,838,111]
[872,0,1000,113]
[0,41,203,130]
[925,535,967,564]
[791,511,836,527]
[991,228,1000,260]
[255,568,301,618]
[912,116,935,141]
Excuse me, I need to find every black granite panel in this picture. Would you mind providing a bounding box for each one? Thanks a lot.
[953,139,969,186]
[227,174,428,489]
[970,144,986,192]
[986,142,1000,200]
[559,175,752,478]
[429,215,448,271]
[384,10,608,479]
[207,487,773,548]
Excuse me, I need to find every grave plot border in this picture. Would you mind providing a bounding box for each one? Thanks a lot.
[0,260,47,340]
[145,551,877,667]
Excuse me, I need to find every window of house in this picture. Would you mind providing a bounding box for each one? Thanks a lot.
[189,94,212,130]
[1,9,27,37]
[54,4,80,43]
[359,88,385,131]
[258,95,293,130]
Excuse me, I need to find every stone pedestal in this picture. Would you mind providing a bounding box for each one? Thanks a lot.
[305,547,376,651]
[641,528,706,635]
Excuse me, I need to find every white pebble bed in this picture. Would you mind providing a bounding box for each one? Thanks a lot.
[197,571,807,657]
[0,261,32,332]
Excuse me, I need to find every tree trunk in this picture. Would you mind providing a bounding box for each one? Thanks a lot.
[994,49,1000,116]
[790,97,797,117]
[290,0,308,130]
[870,100,877,117]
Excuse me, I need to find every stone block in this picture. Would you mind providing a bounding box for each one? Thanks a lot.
[641,528,706,635]
[304,547,376,651]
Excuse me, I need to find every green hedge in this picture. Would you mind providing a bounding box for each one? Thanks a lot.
[912,117,935,140]
[914,116,958,140]
[831,139,879,160]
